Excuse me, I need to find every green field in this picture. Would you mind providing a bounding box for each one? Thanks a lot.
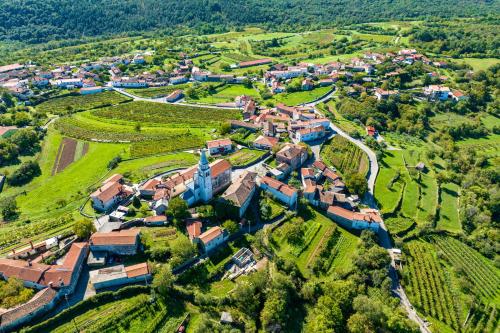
[437,183,461,232]
[225,148,266,167]
[320,135,369,176]
[270,86,331,106]
[450,57,500,71]
[272,208,358,278]
[385,217,415,236]
[374,150,405,214]
[416,173,438,223]
[404,235,500,333]
[91,101,241,127]
[188,84,260,104]
[36,91,132,115]
[125,84,190,98]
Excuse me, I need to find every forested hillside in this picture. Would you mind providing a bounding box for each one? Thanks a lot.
[0,0,498,43]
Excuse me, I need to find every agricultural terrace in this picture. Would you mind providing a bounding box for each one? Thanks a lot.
[91,101,241,127]
[55,112,209,144]
[384,217,415,237]
[271,207,359,278]
[375,150,406,214]
[429,235,500,304]
[36,91,132,115]
[320,135,369,176]
[52,138,89,175]
[436,183,461,232]
[403,236,500,332]
[375,147,440,229]
[404,240,461,331]
[124,84,190,98]
[26,291,195,333]
[320,100,366,135]
[0,127,198,252]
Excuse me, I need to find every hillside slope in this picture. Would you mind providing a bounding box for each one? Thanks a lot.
[0,0,498,43]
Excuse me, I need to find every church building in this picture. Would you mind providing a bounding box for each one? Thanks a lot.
[182,149,232,206]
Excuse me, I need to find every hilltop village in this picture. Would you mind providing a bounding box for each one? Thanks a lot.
[0,35,494,333]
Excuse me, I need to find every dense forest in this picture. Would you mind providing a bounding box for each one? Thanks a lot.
[0,0,498,43]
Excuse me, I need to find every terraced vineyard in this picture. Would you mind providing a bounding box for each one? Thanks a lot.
[320,135,368,176]
[430,235,500,303]
[124,84,190,98]
[404,240,461,330]
[91,101,241,127]
[385,217,415,236]
[36,91,132,115]
[463,302,499,333]
[327,229,359,273]
[130,135,204,157]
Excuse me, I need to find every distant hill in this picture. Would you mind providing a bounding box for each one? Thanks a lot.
[0,0,498,43]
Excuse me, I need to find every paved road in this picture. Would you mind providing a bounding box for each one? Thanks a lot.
[308,92,429,333]
[113,87,241,110]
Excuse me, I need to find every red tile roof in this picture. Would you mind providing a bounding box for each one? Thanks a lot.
[199,226,222,245]
[312,160,327,171]
[103,174,123,184]
[90,181,125,203]
[327,206,382,223]
[210,159,232,178]
[254,135,279,148]
[301,168,315,177]
[260,176,297,198]
[125,262,150,278]
[144,215,167,223]
[207,138,232,149]
[0,243,88,288]
[140,178,160,191]
[186,220,202,239]
[90,229,140,246]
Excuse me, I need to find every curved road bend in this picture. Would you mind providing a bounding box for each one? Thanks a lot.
[309,94,430,333]
[116,84,430,332]
[112,87,241,110]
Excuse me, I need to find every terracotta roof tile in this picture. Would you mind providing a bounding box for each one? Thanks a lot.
[90,229,140,246]
[125,262,150,278]
[199,227,222,245]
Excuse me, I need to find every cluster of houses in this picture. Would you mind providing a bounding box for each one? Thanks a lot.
[0,227,150,331]
[0,45,468,106]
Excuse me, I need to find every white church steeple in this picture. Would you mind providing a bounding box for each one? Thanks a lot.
[196,148,213,202]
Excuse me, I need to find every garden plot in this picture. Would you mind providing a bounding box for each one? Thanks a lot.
[51,137,89,175]
[321,135,369,176]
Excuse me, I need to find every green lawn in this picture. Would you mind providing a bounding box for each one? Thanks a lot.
[450,58,500,72]
[400,177,420,220]
[374,150,405,214]
[188,84,259,104]
[225,148,266,167]
[115,152,197,182]
[270,86,331,106]
[437,183,461,232]
[416,173,438,224]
